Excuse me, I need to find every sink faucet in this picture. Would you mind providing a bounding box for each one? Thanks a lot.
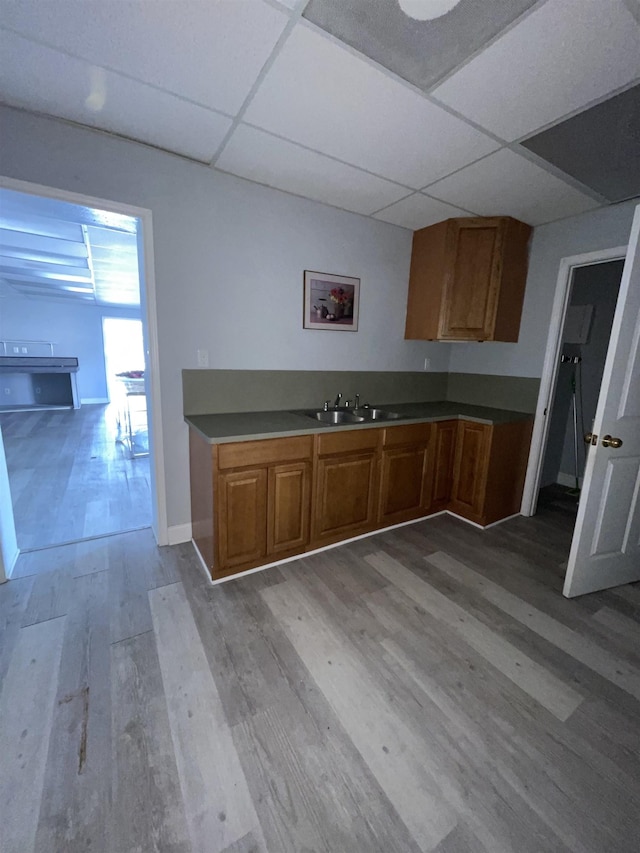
[334,392,342,408]
[354,393,360,409]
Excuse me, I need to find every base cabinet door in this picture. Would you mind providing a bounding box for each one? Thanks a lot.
[378,423,432,525]
[218,468,268,569]
[379,447,428,524]
[429,420,457,512]
[267,461,311,556]
[449,421,491,523]
[313,452,378,544]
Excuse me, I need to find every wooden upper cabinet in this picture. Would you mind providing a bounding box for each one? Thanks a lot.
[404,216,532,342]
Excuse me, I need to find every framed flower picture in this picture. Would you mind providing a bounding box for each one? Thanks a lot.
[303,270,360,332]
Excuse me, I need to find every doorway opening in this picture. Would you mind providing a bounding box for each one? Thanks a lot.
[536,259,624,525]
[103,317,149,459]
[0,178,166,563]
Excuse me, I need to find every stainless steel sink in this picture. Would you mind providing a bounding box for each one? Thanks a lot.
[310,409,366,424]
[358,408,402,421]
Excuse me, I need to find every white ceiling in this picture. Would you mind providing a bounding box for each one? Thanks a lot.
[0,189,141,306]
[0,0,639,229]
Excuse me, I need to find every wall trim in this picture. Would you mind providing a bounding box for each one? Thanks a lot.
[195,509,522,587]
[1,545,20,581]
[167,522,192,546]
[0,174,169,548]
[520,244,628,517]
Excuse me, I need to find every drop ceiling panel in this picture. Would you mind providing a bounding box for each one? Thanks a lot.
[427,149,599,225]
[217,124,409,215]
[521,84,640,203]
[0,0,289,115]
[432,0,640,141]
[303,0,538,92]
[243,24,499,188]
[0,33,233,163]
[373,193,473,230]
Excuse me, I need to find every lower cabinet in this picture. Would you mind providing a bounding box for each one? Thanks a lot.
[193,434,313,580]
[449,419,533,526]
[429,420,457,513]
[268,462,311,556]
[189,415,532,580]
[218,467,268,570]
[312,428,380,545]
[378,423,431,526]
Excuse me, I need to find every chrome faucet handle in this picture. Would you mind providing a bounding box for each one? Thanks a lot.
[323,400,330,411]
[344,400,352,408]
[334,392,342,408]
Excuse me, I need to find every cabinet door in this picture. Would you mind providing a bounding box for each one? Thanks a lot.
[267,461,311,557]
[312,452,378,544]
[449,421,491,522]
[429,420,457,512]
[218,468,267,569]
[379,446,429,525]
[439,219,503,341]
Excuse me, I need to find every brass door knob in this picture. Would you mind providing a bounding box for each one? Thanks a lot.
[601,434,623,449]
[584,432,597,445]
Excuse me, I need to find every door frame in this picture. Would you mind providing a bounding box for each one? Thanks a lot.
[520,244,627,517]
[0,174,169,549]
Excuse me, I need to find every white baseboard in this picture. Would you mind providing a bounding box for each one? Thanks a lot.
[80,397,109,405]
[4,545,20,580]
[556,472,583,489]
[167,522,192,545]
[187,509,525,588]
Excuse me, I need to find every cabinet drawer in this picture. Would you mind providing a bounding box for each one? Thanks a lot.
[316,427,381,456]
[383,422,431,447]
[217,435,313,469]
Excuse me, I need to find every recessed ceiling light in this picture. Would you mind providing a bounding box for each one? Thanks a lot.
[397,0,462,21]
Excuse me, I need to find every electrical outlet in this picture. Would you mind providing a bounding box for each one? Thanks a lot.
[21,346,27,353]
[423,357,431,371]
[197,348,209,368]
[12,346,19,353]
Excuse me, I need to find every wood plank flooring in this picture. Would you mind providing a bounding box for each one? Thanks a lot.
[0,404,151,550]
[1,510,640,853]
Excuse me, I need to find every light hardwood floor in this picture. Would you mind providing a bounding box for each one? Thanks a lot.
[1,509,640,853]
[0,404,151,550]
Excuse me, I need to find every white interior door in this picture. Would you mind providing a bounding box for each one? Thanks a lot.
[564,204,640,597]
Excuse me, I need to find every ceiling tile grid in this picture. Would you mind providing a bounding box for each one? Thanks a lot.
[372,193,474,230]
[431,0,640,142]
[1,0,637,229]
[302,0,540,93]
[216,124,409,215]
[426,149,601,226]
[0,0,289,115]
[241,23,500,189]
[0,31,233,163]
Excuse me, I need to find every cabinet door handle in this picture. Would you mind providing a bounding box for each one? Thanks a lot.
[601,434,623,449]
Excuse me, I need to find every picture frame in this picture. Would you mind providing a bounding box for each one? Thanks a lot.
[303,270,360,332]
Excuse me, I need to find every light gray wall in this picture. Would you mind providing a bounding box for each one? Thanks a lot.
[448,199,638,377]
[0,294,140,401]
[0,106,447,532]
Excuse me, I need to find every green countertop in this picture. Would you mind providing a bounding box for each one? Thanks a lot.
[185,401,533,445]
